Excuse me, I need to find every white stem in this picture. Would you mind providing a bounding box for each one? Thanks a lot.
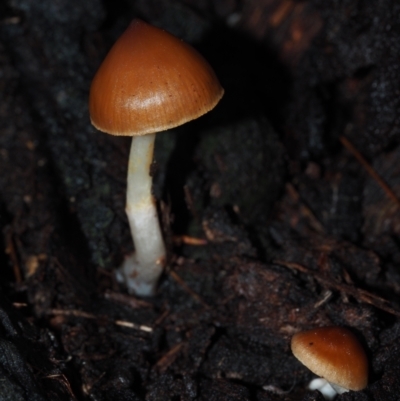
[329,383,348,395]
[308,378,344,400]
[119,134,166,296]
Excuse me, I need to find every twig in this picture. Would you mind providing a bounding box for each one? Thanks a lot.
[153,342,185,373]
[173,235,208,246]
[168,270,209,309]
[48,308,153,332]
[49,308,95,319]
[82,372,105,395]
[103,290,153,309]
[114,320,153,332]
[4,229,22,283]
[313,290,333,308]
[184,185,201,222]
[44,373,77,400]
[274,259,400,317]
[340,135,400,209]
[12,302,28,308]
[286,183,325,233]
[153,308,170,327]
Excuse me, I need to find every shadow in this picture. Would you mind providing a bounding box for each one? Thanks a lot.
[196,22,292,129]
[162,23,292,234]
[99,0,132,30]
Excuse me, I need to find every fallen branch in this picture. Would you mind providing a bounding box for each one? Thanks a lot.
[168,269,210,309]
[340,135,400,209]
[274,259,400,317]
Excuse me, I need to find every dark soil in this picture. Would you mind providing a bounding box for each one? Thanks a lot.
[1,0,400,400]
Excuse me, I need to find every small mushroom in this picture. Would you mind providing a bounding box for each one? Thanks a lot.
[89,19,223,296]
[291,326,368,399]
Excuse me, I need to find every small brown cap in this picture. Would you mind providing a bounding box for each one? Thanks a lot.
[291,326,368,391]
[89,19,224,136]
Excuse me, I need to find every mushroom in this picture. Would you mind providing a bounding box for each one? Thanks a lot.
[291,326,368,400]
[89,19,224,296]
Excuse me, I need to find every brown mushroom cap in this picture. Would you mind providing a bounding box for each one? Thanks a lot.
[89,19,224,136]
[291,326,368,391]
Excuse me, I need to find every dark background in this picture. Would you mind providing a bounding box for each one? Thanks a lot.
[1,0,400,400]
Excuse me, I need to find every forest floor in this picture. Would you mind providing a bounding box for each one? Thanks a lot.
[1,1,400,400]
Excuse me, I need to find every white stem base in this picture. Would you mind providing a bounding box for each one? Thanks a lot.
[117,134,166,296]
[308,378,348,400]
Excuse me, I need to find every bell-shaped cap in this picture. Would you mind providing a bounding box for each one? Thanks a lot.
[89,19,224,136]
[291,326,368,391]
